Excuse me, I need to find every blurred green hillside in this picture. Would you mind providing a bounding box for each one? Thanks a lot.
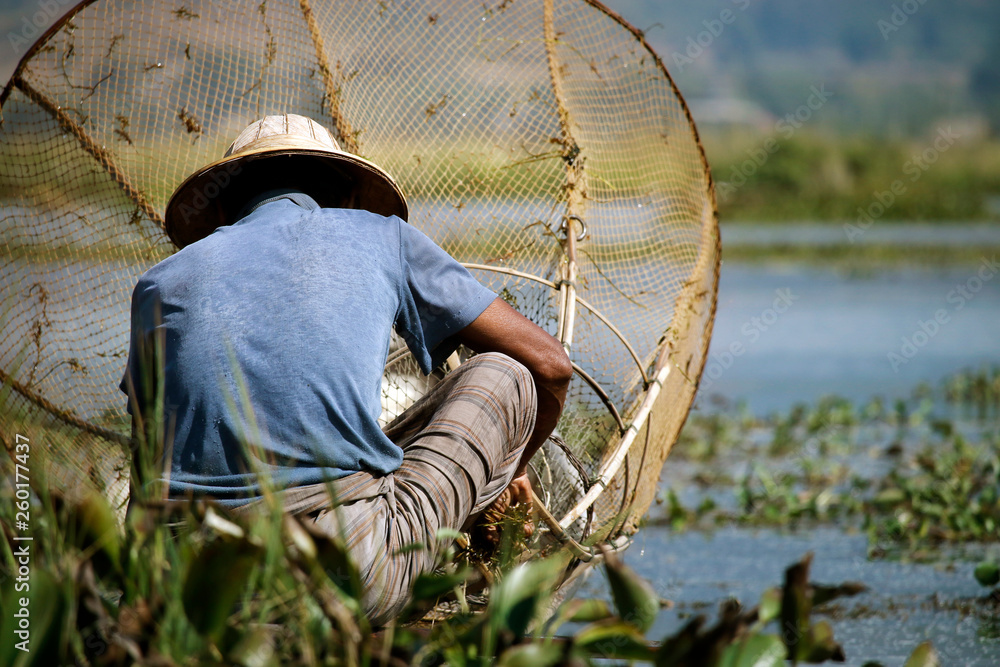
[607,0,1000,138]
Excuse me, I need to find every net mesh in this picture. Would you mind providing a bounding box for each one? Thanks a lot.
[0,0,719,546]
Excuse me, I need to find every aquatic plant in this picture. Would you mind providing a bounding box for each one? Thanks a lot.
[657,370,1000,559]
[974,561,999,589]
[944,366,1000,420]
[1,436,889,666]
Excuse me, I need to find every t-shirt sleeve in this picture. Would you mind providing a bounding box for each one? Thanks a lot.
[395,221,497,374]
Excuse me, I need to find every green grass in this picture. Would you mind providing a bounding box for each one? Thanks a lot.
[704,129,1000,222]
[721,243,1000,268]
[0,430,877,666]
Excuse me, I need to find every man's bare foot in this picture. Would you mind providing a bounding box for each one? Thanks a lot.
[479,473,535,546]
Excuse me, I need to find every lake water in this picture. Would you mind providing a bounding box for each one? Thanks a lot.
[699,257,1000,415]
[617,527,998,666]
[574,228,1000,665]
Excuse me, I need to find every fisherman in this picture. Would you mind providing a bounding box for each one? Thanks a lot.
[120,114,572,626]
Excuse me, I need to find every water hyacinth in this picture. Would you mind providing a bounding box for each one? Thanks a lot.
[657,367,1000,558]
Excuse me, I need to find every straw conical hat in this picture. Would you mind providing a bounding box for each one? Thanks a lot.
[164,113,408,247]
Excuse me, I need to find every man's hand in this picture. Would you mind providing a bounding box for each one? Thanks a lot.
[505,472,533,509]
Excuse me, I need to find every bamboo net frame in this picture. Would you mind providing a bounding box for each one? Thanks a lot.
[0,0,719,555]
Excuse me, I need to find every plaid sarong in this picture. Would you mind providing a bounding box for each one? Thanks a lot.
[232,352,536,626]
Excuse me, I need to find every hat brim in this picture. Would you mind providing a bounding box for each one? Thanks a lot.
[164,146,409,248]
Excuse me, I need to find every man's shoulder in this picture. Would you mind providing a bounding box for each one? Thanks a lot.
[249,204,403,243]
[308,207,405,248]
[145,205,406,279]
[315,206,403,227]
[138,242,195,282]
[132,237,209,299]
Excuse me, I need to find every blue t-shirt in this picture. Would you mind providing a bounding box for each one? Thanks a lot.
[120,192,497,505]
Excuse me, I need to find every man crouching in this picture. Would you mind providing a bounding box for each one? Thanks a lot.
[120,114,572,626]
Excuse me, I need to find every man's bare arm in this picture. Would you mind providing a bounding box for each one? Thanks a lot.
[455,297,573,478]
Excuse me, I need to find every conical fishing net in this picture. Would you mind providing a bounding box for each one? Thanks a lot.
[0,0,719,549]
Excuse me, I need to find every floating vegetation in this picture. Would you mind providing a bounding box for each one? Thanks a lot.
[655,367,1000,562]
[975,561,1000,589]
[944,365,1000,419]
